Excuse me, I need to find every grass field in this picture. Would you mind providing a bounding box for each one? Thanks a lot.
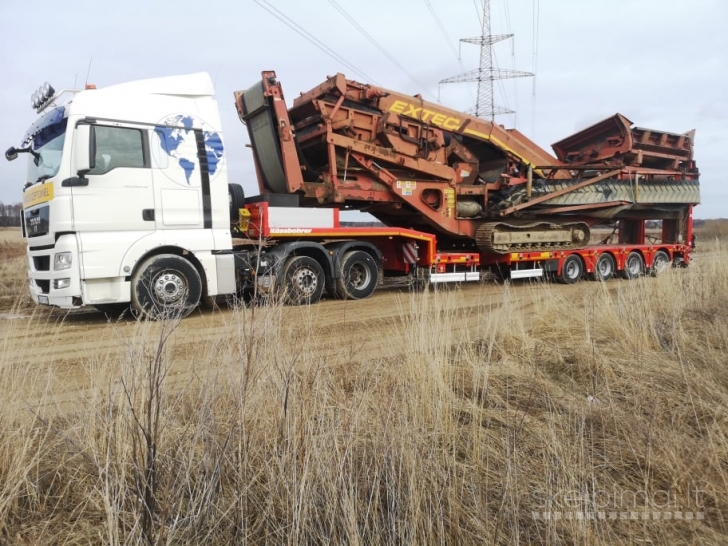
[0,224,727,543]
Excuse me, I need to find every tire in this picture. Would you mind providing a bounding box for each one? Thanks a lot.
[651,250,670,277]
[228,183,246,221]
[589,253,615,281]
[131,254,202,319]
[334,250,378,300]
[281,256,325,305]
[558,254,583,284]
[620,251,644,280]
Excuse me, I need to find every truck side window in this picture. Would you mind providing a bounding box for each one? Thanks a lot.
[89,126,145,175]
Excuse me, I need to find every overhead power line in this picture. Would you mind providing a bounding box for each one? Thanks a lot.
[425,0,476,105]
[472,0,483,28]
[423,0,461,62]
[531,0,541,138]
[252,0,378,84]
[326,0,433,96]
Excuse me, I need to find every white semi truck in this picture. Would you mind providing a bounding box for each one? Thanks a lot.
[7,72,697,319]
[7,74,244,318]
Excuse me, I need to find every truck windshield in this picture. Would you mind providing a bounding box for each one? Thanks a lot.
[26,118,67,184]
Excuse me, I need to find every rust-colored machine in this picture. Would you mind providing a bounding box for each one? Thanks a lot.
[235,71,699,254]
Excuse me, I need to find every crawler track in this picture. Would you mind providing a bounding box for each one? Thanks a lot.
[476,221,590,253]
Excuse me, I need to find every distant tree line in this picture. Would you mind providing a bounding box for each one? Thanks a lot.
[0,202,22,227]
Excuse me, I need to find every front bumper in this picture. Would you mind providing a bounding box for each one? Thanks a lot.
[27,234,82,308]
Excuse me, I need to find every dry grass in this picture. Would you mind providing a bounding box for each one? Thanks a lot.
[0,228,30,313]
[1,244,727,544]
[696,220,728,252]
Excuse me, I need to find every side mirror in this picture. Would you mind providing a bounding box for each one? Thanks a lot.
[73,124,96,175]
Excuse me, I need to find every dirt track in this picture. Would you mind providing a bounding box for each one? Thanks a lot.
[0,275,610,417]
[1,226,699,416]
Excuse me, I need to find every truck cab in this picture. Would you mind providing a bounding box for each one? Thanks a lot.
[7,74,236,318]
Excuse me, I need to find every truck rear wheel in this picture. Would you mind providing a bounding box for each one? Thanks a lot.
[282,255,325,305]
[558,255,583,284]
[131,254,202,319]
[334,250,378,300]
[621,251,644,280]
[589,253,615,281]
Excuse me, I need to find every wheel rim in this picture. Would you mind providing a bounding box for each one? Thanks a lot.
[598,258,612,277]
[349,262,372,289]
[152,272,186,304]
[292,267,319,296]
[627,256,641,276]
[565,259,580,280]
[654,254,668,274]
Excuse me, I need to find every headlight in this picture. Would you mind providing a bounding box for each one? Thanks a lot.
[54,252,73,270]
[53,278,71,289]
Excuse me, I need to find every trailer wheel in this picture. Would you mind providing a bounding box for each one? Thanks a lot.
[558,255,583,284]
[651,250,670,277]
[131,254,202,319]
[334,250,378,300]
[589,253,615,281]
[282,255,325,305]
[621,251,644,280]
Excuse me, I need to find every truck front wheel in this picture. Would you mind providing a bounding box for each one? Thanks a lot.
[282,256,325,305]
[131,254,202,319]
[334,250,378,300]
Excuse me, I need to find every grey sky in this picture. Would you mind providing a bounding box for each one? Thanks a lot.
[1,0,725,218]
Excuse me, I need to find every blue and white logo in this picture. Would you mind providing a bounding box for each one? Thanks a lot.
[155,114,224,184]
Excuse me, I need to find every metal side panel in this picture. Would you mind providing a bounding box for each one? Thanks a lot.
[215,253,236,296]
[241,81,287,193]
[510,268,544,280]
[429,272,480,284]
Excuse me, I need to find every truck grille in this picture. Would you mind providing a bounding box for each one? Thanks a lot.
[35,279,50,294]
[33,256,50,271]
[24,205,50,237]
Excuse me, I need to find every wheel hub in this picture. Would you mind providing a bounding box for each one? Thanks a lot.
[628,258,640,275]
[153,273,185,304]
[293,269,318,295]
[349,264,370,288]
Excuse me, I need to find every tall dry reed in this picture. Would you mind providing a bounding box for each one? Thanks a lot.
[0,246,726,544]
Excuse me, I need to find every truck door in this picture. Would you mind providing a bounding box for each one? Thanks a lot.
[70,123,156,279]
[150,119,207,231]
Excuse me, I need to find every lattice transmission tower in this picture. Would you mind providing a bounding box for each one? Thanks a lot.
[440,0,533,120]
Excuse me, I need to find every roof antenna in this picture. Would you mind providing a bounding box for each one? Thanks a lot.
[84,58,93,87]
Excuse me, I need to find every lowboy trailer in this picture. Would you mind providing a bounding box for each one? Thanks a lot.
[7,71,698,318]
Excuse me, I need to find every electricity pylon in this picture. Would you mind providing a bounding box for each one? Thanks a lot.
[439,0,533,120]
